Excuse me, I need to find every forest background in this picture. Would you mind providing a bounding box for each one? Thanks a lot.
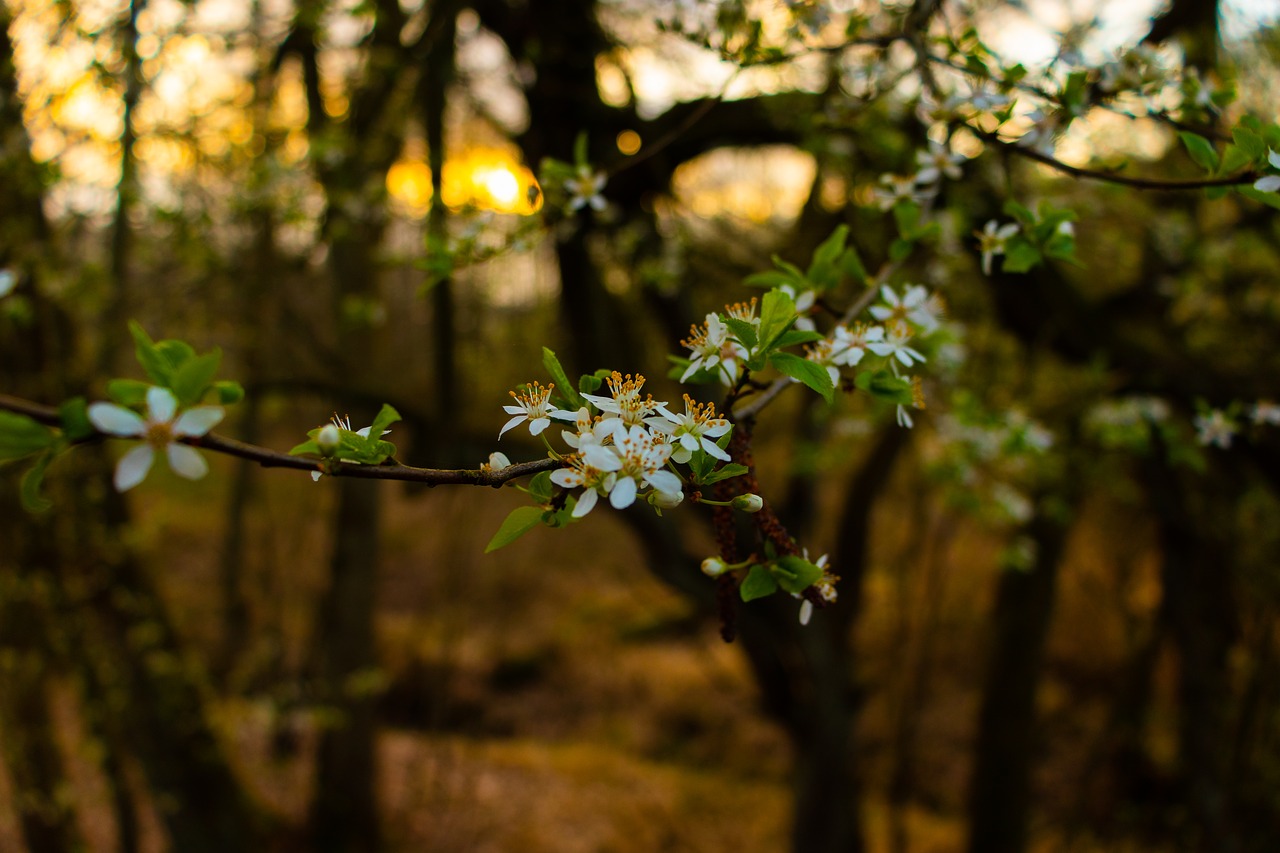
[1,0,1279,851]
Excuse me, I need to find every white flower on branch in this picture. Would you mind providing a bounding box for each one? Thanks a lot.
[88,386,224,492]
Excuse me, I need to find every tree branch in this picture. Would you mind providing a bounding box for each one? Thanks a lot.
[0,394,559,487]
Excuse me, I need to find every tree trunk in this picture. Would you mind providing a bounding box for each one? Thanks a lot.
[965,507,1074,853]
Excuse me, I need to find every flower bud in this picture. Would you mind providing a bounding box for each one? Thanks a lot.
[732,493,764,513]
[487,451,512,472]
[317,423,341,454]
[701,557,729,577]
[649,489,684,509]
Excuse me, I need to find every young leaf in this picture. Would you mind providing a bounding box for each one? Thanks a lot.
[214,381,245,405]
[739,564,779,602]
[368,404,401,439]
[723,317,759,351]
[769,352,834,404]
[171,348,222,406]
[772,555,825,594]
[542,347,585,410]
[854,369,913,405]
[808,225,848,279]
[743,270,802,289]
[773,329,824,349]
[528,470,554,504]
[485,505,546,552]
[757,289,797,354]
[701,462,749,485]
[58,397,93,441]
[1002,240,1043,273]
[20,451,55,512]
[129,321,173,384]
[840,246,868,286]
[107,379,150,407]
[0,411,55,461]
[1178,131,1219,173]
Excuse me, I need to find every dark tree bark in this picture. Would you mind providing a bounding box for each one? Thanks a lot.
[965,506,1075,853]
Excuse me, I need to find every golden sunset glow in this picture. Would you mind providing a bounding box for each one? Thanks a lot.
[386,148,541,216]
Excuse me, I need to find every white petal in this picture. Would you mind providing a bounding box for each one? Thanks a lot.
[551,468,582,488]
[644,470,683,496]
[166,444,209,480]
[701,437,731,461]
[583,444,623,472]
[799,600,814,626]
[1269,149,1280,169]
[498,414,526,438]
[146,387,178,423]
[609,476,637,509]
[311,471,323,481]
[528,417,550,436]
[114,445,155,491]
[571,488,598,518]
[89,403,147,437]
[173,406,224,437]
[1253,175,1280,193]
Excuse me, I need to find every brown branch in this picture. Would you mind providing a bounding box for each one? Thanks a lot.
[975,129,1256,190]
[0,393,559,488]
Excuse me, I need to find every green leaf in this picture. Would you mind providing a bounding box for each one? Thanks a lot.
[129,321,172,384]
[839,246,868,286]
[171,348,222,406]
[1219,143,1254,176]
[769,255,806,281]
[756,289,797,354]
[1237,185,1280,211]
[701,463,749,485]
[743,270,801,288]
[1231,125,1265,160]
[807,225,848,281]
[368,404,401,439]
[289,439,321,456]
[723,317,758,351]
[213,381,245,405]
[772,555,825,594]
[528,470,554,504]
[773,329,824,349]
[20,451,55,512]
[888,238,914,263]
[1178,131,1219,173]
[1002,200,1035,224]
[854,369,913,405]
[769,352,834,404]
[1002,240,1043,273]
[0,412,55,461]
[892,201,921,237]
[739,564,779,602]
[106,379,150,407]
[58,398,93,441]
[154,339,196,374]
[542,347,585,410]
[485,505,546,552]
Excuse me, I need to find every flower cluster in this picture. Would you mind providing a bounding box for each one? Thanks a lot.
[803,285,940,427]
[680,304,754,385]
[497,371,734,519]
[873,141,968,209]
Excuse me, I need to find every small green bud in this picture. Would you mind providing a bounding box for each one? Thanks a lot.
[317,423,341,454]
[732,493,764,513]
[649,489,684,509]
[701,556,729,577]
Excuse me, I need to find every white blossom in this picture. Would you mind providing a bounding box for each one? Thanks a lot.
[88,386,224,492]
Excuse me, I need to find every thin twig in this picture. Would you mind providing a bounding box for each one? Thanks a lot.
[0,393,558,487]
